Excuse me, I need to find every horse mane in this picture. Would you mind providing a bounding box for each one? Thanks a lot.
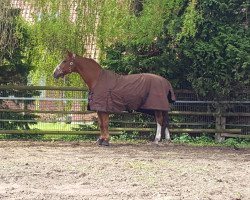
[82,57,102,70]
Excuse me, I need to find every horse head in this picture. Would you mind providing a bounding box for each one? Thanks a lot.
[53,51,77,79]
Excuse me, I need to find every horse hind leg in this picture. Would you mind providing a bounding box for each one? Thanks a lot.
[154,111,171,144]
[165,127,171,141]
[154,123,162,144]
[163,111,171,141]
[154,111,164,144]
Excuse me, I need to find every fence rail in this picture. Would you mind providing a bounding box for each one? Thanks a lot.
[0,85,249,140]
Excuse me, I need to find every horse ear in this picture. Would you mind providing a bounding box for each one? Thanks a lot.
[67,51,73,58]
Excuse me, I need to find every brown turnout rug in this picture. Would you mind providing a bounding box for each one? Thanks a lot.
[88,69,176,115]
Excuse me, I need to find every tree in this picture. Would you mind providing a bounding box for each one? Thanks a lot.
[100,0,198,88]
[102,0,249,100]
[23,0,249,101]
[25,0,98,86]
[182,0,250,100]
[0,0,32,84]
[0,0,37,131]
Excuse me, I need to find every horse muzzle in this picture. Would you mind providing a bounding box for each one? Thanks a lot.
[53,71,60,79]
[53,68,64,79]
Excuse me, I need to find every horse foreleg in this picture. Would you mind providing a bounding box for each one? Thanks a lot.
[97,111,110,146]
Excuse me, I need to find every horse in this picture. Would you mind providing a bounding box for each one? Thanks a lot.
[53,52,176,146]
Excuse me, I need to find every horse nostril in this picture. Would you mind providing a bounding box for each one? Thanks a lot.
[53,71,59,79]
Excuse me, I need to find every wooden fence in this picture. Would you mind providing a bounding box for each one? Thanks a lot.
[0,85,249,141]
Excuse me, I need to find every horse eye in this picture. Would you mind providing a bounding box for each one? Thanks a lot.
[62,60,67,63]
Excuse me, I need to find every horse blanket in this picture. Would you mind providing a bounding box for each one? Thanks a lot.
[88,69,176,115]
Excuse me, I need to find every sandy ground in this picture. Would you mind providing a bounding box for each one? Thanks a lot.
[0,141,249,200]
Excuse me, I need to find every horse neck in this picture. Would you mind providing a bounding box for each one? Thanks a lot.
[75,57,101,90]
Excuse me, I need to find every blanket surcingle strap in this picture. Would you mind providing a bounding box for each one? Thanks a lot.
[88,69,176,115]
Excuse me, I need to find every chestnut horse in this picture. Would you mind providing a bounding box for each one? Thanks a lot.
[53,52,176,146]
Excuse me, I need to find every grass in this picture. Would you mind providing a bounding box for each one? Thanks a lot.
[0,122,249,148]
[29,122,80,131]
[1,132,249,148]
[0,122,98,141]
[172,133,250,148]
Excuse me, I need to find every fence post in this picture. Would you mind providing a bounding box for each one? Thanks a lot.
[215,114,226,142]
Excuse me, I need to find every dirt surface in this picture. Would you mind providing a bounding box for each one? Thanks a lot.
[0,141,249,200]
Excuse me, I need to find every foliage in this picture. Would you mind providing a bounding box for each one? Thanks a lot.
[0,3,32,84]
[98,0,182,46]
[0,0,19,62]
[182,0,250,99]
[0,1,38,131]
[72,123,98,131]
[23,0,199,88]
[111,131,155,142]
[172,133,250,148]
[42,134,97,142]
[14,0,248,99]
[100,0,199,88]
[98,0,199,47]
[25,0,100,86]
[0,133,95,141]
[1,131,249,148]
[102,0,249,99]
[3,133,43,140]
[172,133,214,144]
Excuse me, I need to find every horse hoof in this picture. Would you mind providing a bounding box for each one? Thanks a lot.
[101,139,110,146]
[97,138,109,146]
[162,139,172,144]
[154,140,160,144]
[97,138,104,145]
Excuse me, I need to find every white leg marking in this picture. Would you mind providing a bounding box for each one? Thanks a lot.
[155,123,161,143]
[53,61,63,74]
[165,127,170,141]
